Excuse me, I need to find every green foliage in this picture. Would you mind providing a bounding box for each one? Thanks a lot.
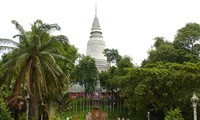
[103,48,122,64]
[143,23,200,65]
[0,20,75,119]
[49,105,65,120]
[0,84,12,99]
[102,55,133,91]
[64,108,145,120]
[55,92,72,112]
[143,37,178,65]
[56,40,78,74]
[0,98,13,120]
[117,55,133,69]
[72,55,98,94]
[174,23,200,54]
[142,36,199,66]
[146,41,178,63]
[118,62,200,119]
[153,37,165,48]
[19,113,26,120]
[99,70,109,87]
[165,108,184,120]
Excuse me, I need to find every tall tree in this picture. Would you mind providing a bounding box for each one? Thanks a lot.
[142,37,176,65]
[174,23,200,56]
[0,20,72,120]
[143,38,178,64]
[105,55,134,91]
[103,48,122,64]
[72,55,98,95]
[116,56,133,70]
[142,36,199,66]
[118,62,200,119]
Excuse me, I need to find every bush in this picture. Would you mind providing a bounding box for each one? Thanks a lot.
[165,108,184,120]
[0,98,13,120]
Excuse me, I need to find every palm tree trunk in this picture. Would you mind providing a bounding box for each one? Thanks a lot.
[14,110,19,120]
[27,94,35,120]
[27,96,40,120]
[27,59,35,120]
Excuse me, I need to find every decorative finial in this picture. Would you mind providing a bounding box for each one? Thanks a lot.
[97,74,99,80]
[95,0,97,18]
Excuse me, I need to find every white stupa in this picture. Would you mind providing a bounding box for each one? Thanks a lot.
[86,5,108,72]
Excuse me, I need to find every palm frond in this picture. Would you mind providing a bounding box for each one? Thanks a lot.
[50,53,72,63]
[39,35,69,54]
[26,59,34,97]
[13,69,24,94]
[35,58,49,95]
[0,60,17,86]
[0,55,17,71]
[11,20,29,46]
[39,24,61,32]
[51,35,69,43]
[0,46,17,52]
[42,61,58,81]
[13,34,30,47]
[0,38,18,46]
[41,59,66,90]
[15,53,30,72]
[39,39,55,52]
[34,56,46,99]
[40,51,56,64]
[54,64,66,77]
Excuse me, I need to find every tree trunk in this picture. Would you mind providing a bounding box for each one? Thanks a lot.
[14,110,19,120]
[28,97,34,120]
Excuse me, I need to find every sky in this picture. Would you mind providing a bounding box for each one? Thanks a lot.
[1,0,200,65]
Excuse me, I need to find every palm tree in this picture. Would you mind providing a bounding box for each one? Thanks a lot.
[0,20,71,120]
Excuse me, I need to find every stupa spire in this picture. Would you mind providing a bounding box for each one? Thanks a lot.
[86,1,109,72]
[90,2,102,36]
[95,2,97,18]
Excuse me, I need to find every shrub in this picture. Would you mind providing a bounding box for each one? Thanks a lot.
[165,108,184,120]
[0,98,13,120]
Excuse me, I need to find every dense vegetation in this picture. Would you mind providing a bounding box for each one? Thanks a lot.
[0,20,78,120]
[1,20,200,120]
[100,22,200,120]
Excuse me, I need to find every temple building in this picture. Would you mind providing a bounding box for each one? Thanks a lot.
[67,5,125,115]
[69,83,85,98]
[86,6,109,72]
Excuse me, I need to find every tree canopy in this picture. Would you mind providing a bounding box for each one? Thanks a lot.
[143,23,200,65]
[0,20,77,120]
[103,48,122,64]
[71,55,98,94]
[118,62,200,119]
[174,23,200,55]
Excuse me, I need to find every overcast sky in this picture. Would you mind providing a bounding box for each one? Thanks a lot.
[1,0,200,65]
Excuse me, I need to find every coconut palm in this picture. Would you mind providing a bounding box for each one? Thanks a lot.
[0,20,71,120]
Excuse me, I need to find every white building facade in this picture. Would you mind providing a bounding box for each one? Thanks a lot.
[86,9,108,72]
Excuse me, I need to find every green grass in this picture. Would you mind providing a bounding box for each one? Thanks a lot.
[63,110,146,120]
[54,99,146,120]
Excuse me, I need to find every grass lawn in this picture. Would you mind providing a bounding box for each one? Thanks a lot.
[63,110,146,120]
[59,99,146,120]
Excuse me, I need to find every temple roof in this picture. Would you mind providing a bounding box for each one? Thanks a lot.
[90,17,102,34]
[90,3,102,35]
[69,83,85,93]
